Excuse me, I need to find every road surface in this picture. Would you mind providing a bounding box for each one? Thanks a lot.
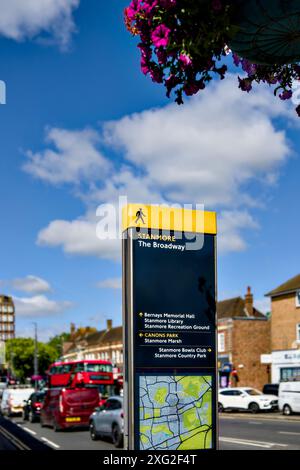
[219,414,300,450]
[3,413,300,450]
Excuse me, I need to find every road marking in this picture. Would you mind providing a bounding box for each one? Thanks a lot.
[279,431,300,436]
[248,421,262,425]
[22,427,37,436]
[41,437,60,449]
[220,437,288,449]
[0,425,31,450]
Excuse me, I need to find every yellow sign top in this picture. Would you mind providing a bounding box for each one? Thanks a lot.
[122,204,217,235]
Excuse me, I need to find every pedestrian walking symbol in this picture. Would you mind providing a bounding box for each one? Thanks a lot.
[135,208,146,224]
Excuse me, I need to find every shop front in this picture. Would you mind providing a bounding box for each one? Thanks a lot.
[270,350,300,383]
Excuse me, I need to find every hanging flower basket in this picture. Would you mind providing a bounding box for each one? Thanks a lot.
[124,0,300,116]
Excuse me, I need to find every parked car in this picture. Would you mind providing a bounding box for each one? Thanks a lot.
[40,386,99,431]
[263,383,279,396]
[0,387,35,416]
[23,390,46,423]
[0,377,7,399]
[279,381,300,415]
[218,387,278,413]
[89,396,123,448]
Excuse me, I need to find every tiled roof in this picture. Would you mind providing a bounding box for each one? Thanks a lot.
[266,274,300,297]
[217,297,265,319]
[64,325,123,355]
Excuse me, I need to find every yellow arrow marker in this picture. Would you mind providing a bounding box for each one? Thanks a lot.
[139,333,144,337]
[139,312,143,317]
[208,348,212,353]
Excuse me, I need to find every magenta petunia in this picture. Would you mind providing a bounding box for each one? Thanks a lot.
[151,24,171,48]
[179,53,192,68]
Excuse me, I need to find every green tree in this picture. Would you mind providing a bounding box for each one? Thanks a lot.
[47,332,71,359]
[6,338,57,382]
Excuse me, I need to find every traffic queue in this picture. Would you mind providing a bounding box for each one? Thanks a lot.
[1,359,300,450]
[0,359,124,448]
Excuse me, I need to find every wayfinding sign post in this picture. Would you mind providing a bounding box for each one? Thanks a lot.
[122,204,217,451]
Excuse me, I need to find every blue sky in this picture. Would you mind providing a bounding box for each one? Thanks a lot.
[0,0,300,341]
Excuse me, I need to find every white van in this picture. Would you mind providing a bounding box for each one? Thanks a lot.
[0,388,34,416]
[279,381,300,415]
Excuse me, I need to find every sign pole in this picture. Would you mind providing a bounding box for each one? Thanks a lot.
[122,204,217,451]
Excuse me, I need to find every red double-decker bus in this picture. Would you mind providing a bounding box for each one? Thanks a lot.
[47,360,114,402]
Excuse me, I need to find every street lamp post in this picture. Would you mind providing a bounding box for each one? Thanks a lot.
[33,322,39,391]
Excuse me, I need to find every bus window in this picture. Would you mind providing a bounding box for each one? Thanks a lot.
[85,363,112,373]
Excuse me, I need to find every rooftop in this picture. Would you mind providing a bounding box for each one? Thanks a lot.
[0,295,14,305]
[217,296,265,320]
[63,324,123,355]
[266,274,300,298]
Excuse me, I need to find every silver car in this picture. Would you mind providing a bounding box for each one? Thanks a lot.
[89,396,123,448]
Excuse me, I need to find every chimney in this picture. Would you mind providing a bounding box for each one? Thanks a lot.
[245,286,254,317]
[70,323,76,339]
[106,319,112,331]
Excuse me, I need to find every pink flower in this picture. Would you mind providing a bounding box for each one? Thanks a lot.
[141,56,150,75]
[126,0,140,19]
[179,53,192,68]
[151,24,171,48]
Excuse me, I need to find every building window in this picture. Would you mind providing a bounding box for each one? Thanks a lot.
[296,290,300,308]
[218,333,225,353]
[281,367,300,382]
[297,323,300,342]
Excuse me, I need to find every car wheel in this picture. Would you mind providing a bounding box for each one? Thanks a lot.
[249,402,260,414]
[90,422,99,441]
[53,420,61,432]
[112,424,123,448]
[218,402,224,413]
[283,404,292,416]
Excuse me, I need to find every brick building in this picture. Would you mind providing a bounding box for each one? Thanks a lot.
[218,287,271,390]
[61,289,271,390]
[0,295,15,342]
[264,274,300,382]
[62,320,123,372]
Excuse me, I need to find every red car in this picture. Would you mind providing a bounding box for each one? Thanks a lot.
[40,387,99,431]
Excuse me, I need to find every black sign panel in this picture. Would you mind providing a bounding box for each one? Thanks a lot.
[133,230,216,370]
[123,227,217,451]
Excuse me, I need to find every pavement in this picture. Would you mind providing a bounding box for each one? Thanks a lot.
[2,412,300,451]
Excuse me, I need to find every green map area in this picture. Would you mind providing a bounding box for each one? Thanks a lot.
[139,375,212,450]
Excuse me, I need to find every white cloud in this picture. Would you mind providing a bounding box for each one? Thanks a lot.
[37,214,120,261]
[218,210,259,253]
[27,75,294,259]
[96,277,122,289]
[24,128,110,185]
[11,275,51,294]
[14,294,72,318]
[103,76,290,207]
[0,0,80,48]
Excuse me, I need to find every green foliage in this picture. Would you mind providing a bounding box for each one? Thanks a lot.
[47,332,71,358]
[6,338,58,382]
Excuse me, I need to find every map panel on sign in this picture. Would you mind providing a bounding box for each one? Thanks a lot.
[139,375,212,450]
